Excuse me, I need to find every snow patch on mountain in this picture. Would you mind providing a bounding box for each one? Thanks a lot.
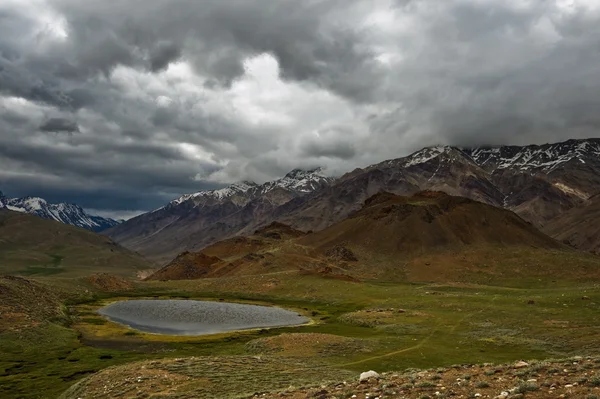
[403,146,451,168]
[168,181,260,207]
[466,139,600,173]
[263,168,332,193]
[0,192,119,232]
[162,168,332,211]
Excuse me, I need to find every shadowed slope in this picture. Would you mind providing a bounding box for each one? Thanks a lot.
[0,210,152,278]
[145,192,600,285]
[544,193,600,255]
[145,223,308,280]
[295,191,599,283]
[298,191,561,254]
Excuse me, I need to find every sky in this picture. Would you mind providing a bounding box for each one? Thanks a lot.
[2,0,600,219]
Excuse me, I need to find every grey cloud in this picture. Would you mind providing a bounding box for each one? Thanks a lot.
[301,140,356,160]
[150,41,182,72]
[40,117,79,133]
[48,0,377,96]
[299,126,357,160]
[2,0,600,215]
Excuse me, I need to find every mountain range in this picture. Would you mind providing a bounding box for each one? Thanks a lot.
[146,190,600,284]
[107,138,600,263]
[105,168,333,263]
[0,192,119,232]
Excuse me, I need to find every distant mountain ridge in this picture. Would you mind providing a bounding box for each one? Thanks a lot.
[0,192,119,232]
[464,138,600,174]
[144,191,599,285]
[276,138,600,231]
[107,138,600,263]
[158,168,332,210]
[106,168,334,263]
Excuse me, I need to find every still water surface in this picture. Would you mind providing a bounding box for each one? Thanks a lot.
[98,299,309,335]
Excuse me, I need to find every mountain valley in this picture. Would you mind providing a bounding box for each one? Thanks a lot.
[2,139,600,399]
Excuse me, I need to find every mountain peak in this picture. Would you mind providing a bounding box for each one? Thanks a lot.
[271,167,331,194]
[230,180,259,189]
[168,180,261,207]
[164,168,331,210]
[0,193,118,231]
[464,137,600,173]
[398,145,460,168]
[283,167,324,180]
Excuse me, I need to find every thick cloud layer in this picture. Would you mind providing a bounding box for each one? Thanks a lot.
[1,0,600,217]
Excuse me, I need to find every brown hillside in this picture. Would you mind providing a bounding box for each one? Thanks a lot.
[544,194,600,254]
[294,191,592,282]
[0,275,66,331]
[0,210,152,278]
[298,191,562,254]
[85,273,134,292]
[145,193,600,284]
[254,221,307,240]
[145,223,308,280]
[145,252,225,280]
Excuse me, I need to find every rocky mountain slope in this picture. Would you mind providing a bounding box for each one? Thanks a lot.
[277,139,600,234]
[144,192,600,284]
[108,138,600,263]
[0,192,119,232]
[106,168,333,263]
[544,193,600,255]
[464,138,600,224]
[0,209,151,277]
[145,222,308,280]
[298,191,560,254]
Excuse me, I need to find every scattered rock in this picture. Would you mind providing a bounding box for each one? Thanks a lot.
[85,273,133,292]
[359,371,380,382]
[514,360,529,369]
[325,245,358,262]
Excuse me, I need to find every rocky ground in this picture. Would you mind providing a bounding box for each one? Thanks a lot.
[85,273,133,292]
[252,357,600,399]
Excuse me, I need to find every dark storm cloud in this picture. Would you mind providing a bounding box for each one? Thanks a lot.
[1,0,600,217]
[300,126,357,160]
[149,42,182,72]
[39,117,79,133]
[301,141,356,160]
[45,0,380,95]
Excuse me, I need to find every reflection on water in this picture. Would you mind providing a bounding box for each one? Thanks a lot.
[97,299,309,335]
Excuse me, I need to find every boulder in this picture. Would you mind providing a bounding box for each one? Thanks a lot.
[514,360,529,369]
[359,370,380,382]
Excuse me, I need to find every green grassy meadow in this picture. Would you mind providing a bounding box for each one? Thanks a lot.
[2,273,600,398]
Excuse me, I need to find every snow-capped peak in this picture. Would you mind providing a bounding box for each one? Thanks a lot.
[18,196,48,212]
[403,145,452,168]
[208,181,260,200]
[265,167,332,193]
[283,167,325,179]
[465,138,600,173]
[0,193,119,231]
[163,168,332,209]
[168,181,260,206]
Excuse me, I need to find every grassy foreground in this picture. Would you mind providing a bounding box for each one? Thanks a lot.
[1,273,600,398]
